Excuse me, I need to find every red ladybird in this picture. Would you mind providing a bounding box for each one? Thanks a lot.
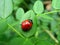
[21,19,33,31]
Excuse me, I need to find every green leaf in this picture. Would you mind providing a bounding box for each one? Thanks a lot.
[30,37,38,45]
[28,4,33,9]
[30,0,36,3]
[13,0,23,5]
[8,37,25,45]
[4,28,17,40]
[52,0,60,9]
[13,5,19,10]
[0,34,8,41]
[38,32,51,40]
[20,10,31,22]
[13,0,23,10]
[57,34,60,41]
[8,24,25,39]
[36,40,54,45]
[0,18,1,20]
[0,0,13,18]
[14,10,37,37]
[33,1,44,14]
[0,19,8,34]
[19,10,37,37]
[8,37,33,45]
[7,15,16,24]
[58,41,60,45]
[37,14,54,21]
[51,20,58,32]
[57,26,60,41]
[16,8,24,20]
[36,32,55,45]
[23,39,33,45]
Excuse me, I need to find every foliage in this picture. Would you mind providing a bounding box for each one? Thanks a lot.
[0,0,60,45]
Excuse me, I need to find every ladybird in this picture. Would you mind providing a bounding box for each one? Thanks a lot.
[21,19,33,31]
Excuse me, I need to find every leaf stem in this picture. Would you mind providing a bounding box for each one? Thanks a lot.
[44,30,59,44]
[36,10,60,17]
[35,31,39,38]
[8,24,25,39]
[43,10,60,15]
